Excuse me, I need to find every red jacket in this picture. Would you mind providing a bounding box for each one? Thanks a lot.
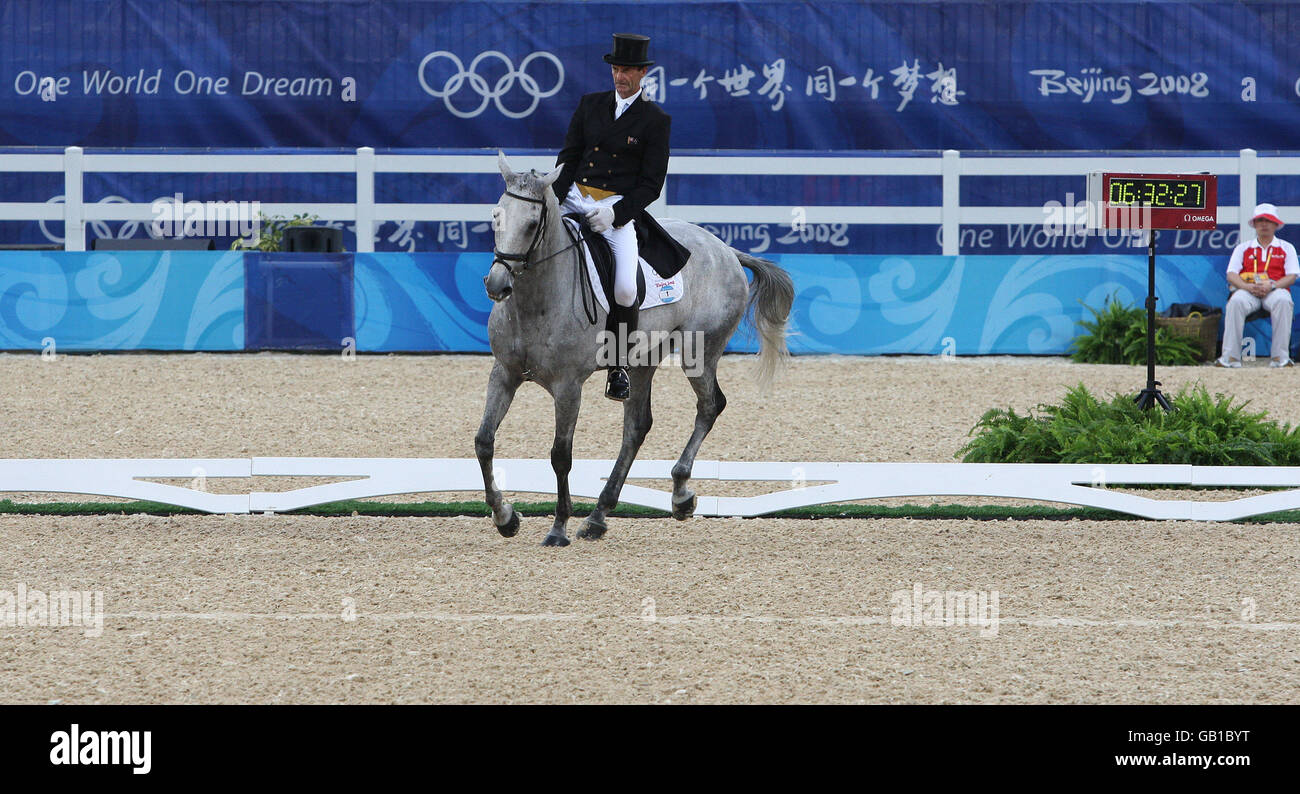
[1227,237,1299,283]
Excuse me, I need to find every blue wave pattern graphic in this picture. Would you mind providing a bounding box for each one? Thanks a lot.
[351,252,1236,355]
[354,252,493,352]
[774,253,1229,355]
[0,251,1249,355]
[0,251,244,350]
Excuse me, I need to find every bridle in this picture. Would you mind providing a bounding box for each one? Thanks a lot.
[489,185,597,325]
[491,190,549,276]
[492,189,580,276]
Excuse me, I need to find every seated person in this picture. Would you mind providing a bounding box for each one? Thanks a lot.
[1218,203,1298,367]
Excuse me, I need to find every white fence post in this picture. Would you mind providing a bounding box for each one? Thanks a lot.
[355,147,375,253]
[941,149,960,256]
[63,146,84,251]
[1239,148,1257,240]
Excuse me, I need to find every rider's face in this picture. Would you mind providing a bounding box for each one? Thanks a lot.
[611,64,647,99]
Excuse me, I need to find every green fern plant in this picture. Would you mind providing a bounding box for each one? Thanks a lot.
[1070,295,1141,364]
[958,383,1300,465]
[1070,294,1203,365]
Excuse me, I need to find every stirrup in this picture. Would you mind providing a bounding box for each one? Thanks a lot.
[605,366,630,402]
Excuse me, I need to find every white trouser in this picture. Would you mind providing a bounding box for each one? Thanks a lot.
[562,184,638,307]
[1223,287,1294,362]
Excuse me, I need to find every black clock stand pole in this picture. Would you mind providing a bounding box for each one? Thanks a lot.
[1135,226,1173,411]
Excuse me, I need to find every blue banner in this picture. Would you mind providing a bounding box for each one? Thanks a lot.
[3,250,1273,356]
[4,1,1300,151]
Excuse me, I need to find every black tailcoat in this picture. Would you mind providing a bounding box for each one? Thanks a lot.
[553,90,690,278]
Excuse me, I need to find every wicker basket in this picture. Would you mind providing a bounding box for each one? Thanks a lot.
[1156,312,1220,361]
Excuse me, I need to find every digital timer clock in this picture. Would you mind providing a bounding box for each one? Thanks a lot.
[1107,177,1206,209]
[1086,171,1218,230]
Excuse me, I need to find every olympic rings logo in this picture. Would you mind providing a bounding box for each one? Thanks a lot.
[418,50,564,119]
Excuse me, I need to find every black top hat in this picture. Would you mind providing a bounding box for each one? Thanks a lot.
[603,33,654,67]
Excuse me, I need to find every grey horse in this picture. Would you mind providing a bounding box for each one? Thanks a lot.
[476,152,793,546]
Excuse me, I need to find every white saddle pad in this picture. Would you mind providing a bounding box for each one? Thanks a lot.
[562,217,684,312]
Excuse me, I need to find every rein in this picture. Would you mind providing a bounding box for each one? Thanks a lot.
[560,215,600,326]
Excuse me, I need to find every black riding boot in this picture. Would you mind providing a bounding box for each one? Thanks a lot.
[605,301,639,402]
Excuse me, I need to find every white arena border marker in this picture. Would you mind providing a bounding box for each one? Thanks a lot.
[0,459,249,513]
[1,459,1300,521]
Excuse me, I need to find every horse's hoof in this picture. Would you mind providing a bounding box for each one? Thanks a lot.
[576,517,607,541]
[495,508,520,538]
[541,533,570,547]
[672,493,697,521]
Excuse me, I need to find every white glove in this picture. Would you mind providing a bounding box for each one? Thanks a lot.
[586,206,615,233]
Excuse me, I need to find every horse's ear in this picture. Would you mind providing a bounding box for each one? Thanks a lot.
[539,164,563,187]
[497,150,514,181]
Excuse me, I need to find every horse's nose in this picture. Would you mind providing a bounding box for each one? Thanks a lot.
[484,265,514,301]
[485,282,512,302]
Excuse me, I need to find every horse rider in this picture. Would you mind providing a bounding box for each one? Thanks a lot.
[553,32,688,401]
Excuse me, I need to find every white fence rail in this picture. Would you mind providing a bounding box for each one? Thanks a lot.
[3,457,1300,521]
[0,147,1286,254]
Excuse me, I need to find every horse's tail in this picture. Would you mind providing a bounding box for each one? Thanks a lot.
[734,251,794,392]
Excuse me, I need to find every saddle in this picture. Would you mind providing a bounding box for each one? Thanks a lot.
[562,212,646,309]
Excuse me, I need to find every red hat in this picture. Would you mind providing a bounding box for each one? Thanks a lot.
[1252,203,1284,228]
